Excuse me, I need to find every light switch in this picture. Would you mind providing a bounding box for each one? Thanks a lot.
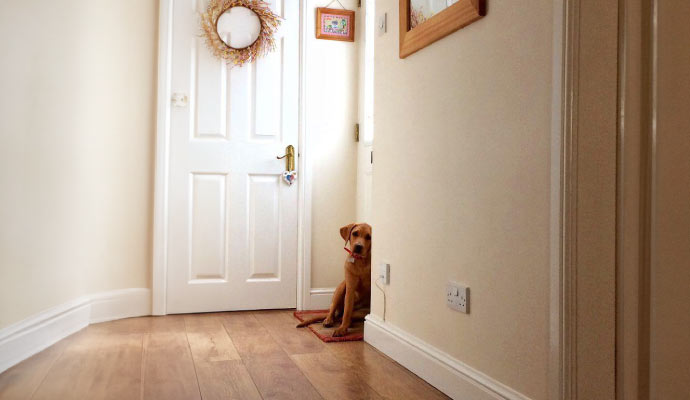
[171,93,188,107]
[378,263,390,284]
[377,13,387,36]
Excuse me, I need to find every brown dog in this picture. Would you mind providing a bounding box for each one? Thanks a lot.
[297,223,372,337]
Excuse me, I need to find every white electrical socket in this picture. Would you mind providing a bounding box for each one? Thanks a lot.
[378,263,390,284]
[446,282,469,313]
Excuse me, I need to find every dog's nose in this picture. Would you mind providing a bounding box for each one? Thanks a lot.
[353,244,363,253]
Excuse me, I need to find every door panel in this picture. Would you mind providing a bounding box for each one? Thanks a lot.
[248,174,282,280]
[194,38,227,139]
[166,0,299,313]
[255,45,283,138]
[189,173,228,281]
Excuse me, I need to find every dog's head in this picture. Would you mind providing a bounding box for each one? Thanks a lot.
[340,223,372,259]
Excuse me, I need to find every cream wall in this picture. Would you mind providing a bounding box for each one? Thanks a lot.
[370,2,553,399]
[0,0,358,327]
[307,0,360,289]
[0,0,158,329]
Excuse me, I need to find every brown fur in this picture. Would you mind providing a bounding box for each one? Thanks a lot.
[296,223,372,337]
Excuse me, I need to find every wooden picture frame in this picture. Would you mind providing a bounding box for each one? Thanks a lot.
[316,8,355,42]
[399,0,486,58]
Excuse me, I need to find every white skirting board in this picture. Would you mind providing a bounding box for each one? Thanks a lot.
[0,288,151,374]
[306,287,335,310]
[364,315,532,400]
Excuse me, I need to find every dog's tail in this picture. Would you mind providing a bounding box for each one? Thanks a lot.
[296,314,328,328]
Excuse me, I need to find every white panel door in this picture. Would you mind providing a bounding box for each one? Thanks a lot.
[166,0,299,313]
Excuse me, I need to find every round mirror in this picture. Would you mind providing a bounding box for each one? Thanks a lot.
[216,6,262,49]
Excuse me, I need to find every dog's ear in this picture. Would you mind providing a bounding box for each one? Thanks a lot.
[340,223,356,241]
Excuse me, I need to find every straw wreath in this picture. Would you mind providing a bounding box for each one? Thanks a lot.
[201,0,281,67]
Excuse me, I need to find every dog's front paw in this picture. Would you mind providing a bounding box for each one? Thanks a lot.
[332,326,348,337]
[323,317,334,327]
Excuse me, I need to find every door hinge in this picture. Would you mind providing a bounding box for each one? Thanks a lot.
[370,150,373,164]
[355,123,360,142]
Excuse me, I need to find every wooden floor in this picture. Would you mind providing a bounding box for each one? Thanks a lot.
[0,310,448,400]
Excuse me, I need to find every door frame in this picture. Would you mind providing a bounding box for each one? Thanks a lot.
[151,0,313,315]
[552,0,620,398]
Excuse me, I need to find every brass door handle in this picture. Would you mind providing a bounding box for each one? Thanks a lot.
[276,145,295,171]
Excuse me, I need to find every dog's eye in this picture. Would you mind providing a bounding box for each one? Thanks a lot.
[352,232,359,237]
[365,234,371,240]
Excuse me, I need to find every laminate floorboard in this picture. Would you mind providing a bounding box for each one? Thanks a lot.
[0,312,449,400]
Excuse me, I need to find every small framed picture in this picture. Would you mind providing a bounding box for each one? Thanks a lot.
[316,8,355,42]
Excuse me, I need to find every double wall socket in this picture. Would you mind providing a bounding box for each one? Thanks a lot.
[446,282,469,313]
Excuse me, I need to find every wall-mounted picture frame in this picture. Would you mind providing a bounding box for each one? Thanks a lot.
[400,0,486,58]
[316,8,355,42]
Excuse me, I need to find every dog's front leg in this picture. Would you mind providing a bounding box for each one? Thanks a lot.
[324,281,346,327]
[333,279,356,337]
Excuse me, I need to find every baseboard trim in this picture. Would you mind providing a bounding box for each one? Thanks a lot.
[89,288,151,324]
[307,287,335,310]
[0,288,151,374]
[364,315,531,400]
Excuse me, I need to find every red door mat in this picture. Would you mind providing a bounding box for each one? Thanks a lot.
[293,310,364,342]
